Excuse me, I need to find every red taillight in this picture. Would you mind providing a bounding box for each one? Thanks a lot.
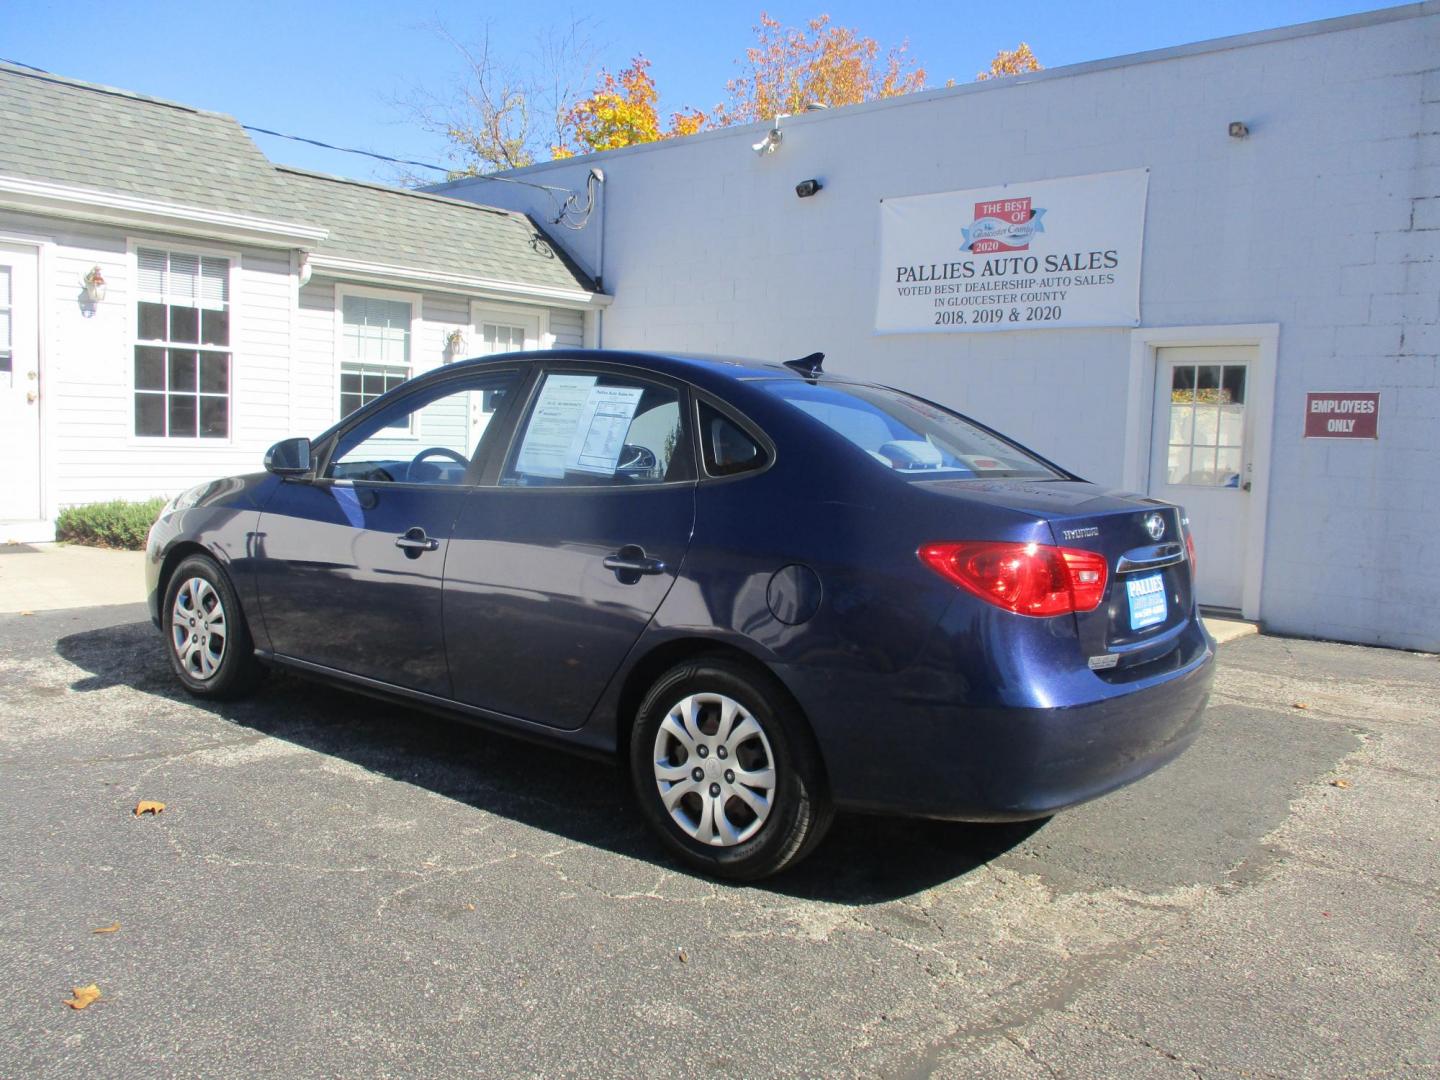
[1185,531,1197,583]
[919,541,1109,617]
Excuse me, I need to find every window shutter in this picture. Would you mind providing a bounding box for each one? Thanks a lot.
[137,249,167,300]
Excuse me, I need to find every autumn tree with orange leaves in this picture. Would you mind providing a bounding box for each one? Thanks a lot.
[408,14,1040,176]
[976,42,1043,81]
[554,57,708,159]
[715,13,926,124]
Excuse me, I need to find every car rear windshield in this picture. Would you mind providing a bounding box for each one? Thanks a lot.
[759,380,1063,480]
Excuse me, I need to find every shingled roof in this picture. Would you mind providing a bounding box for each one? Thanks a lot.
[277,167,596,294]
[0,62,597,297]
[0,62,296,221]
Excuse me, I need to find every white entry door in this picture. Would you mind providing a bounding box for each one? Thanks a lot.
[463,307,542,451]
[1149,345,1255,611]
[0,244,41,525]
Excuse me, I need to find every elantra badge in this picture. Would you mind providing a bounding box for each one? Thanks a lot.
[1144,512,1166,541]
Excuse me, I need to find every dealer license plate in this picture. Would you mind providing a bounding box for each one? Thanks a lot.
[1126,572,1167,630]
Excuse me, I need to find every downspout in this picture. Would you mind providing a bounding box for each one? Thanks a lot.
[592,167,606,348]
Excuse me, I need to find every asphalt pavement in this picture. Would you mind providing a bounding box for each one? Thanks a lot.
[0,604,1435,1078]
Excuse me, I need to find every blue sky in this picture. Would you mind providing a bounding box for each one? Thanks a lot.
[5,0,1408,181]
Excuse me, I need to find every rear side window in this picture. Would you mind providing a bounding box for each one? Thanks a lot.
[760,380,1061,480]
[698,401,768,477]
[503,371,692,486]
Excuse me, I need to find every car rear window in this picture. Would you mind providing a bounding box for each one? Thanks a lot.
[759,380,1062,480]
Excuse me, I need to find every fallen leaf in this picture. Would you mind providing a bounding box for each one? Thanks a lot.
[1330,778,1352,789]
[63,984,101,1010]
[464,903,476,912]
[133,800,166,816]
[677,948,689,964]
[91,922,120,934]
[1292,702,1309,710]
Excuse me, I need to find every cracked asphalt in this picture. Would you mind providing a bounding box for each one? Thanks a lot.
[1,604,1436,1079]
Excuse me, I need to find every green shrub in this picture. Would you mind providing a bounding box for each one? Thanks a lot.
[55,497,168,550]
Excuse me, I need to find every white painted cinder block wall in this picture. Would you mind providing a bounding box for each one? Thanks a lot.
[434,5,1440,651]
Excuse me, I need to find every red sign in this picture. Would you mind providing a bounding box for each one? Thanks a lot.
[1304,392,1379,439]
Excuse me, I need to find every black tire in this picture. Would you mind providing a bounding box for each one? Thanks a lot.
[630,657,832,881]
[161,554,263,700]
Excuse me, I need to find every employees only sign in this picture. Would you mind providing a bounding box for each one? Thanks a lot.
[876,169,1149,334]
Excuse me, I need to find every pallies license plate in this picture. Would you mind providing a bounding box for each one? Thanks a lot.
[1126,572,1168,630]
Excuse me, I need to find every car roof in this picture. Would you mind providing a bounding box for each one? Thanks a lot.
[441,348,821,385]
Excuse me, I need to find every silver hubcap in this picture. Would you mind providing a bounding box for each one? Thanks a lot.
[171,577,227,681]
[652,692,777,847]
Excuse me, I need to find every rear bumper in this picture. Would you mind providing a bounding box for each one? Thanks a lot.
[778,621,1215,821]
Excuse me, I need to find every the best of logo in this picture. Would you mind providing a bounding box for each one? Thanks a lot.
[961,197,1047,254]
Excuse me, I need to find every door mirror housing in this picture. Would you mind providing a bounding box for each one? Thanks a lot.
[264,437,312,477]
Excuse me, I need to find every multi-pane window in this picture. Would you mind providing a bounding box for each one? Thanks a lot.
[1166,364,1247,486]
[480,321,526,354]
[134,248,231,438]
[340,295,411,421]
[0,266,12,382]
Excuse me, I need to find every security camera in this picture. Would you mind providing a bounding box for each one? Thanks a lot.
[795,178,822,198]
[752,128,782,155]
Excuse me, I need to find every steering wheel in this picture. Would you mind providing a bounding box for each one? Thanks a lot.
[408,446,469,482]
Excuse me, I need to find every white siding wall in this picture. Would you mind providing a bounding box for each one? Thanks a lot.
[436,8,1440,651]
[0,211,300,509]
[0,211,584,517]
[297,275,578,438]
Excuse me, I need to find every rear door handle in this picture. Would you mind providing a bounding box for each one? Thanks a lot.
[395,527,440,554]
[604,545,667,582]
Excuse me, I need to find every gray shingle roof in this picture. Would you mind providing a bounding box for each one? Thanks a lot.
[0,63,296,220]
[277,167,595,294]
[0,63,596,296]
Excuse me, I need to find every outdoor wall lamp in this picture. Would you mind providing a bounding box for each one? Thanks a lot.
[444,328,467,356]
[297,252,313,287]
[795,179,823,198]
[1228,121,1250,139]
[82,265,106,302]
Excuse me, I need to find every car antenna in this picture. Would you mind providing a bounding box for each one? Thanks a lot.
[783,352,825,379]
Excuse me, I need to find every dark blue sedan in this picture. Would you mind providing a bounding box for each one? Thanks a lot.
[146,350,1214,879]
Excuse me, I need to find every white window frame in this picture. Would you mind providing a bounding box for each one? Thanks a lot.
[126,237,241,448]
[334,283,423,431]
[470,301,551,356]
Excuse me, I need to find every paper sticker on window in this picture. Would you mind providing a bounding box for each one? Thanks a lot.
[514,374,596,478]
[567,385,645,474]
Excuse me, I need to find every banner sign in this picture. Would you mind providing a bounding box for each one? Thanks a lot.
[876,169,1148,334]
[1304,392,1379,439]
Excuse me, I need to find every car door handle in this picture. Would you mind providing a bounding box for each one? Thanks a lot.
[603,547,667,578]
[395,527,440,553]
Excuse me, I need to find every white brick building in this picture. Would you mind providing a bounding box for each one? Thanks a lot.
[432,4,1440,651]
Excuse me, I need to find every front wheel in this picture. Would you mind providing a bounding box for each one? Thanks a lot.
[629,658,832,880]
[162,554,263,699]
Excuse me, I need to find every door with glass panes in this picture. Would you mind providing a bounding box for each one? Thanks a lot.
[1148,345,1255,611]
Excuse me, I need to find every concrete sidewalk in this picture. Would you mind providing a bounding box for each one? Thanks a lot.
[0,543,147,614]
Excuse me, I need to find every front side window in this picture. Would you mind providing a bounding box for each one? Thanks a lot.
[760,379,1061,480]
[327,370,520,485]
[503,372,690,487]
[340,294,412,422]
[134,248,230,438]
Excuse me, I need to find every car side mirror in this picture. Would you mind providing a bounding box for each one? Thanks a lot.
[264,437,312,477]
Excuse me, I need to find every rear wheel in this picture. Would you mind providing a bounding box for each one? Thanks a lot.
[162,554,263,699]
[630,658,832,880]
